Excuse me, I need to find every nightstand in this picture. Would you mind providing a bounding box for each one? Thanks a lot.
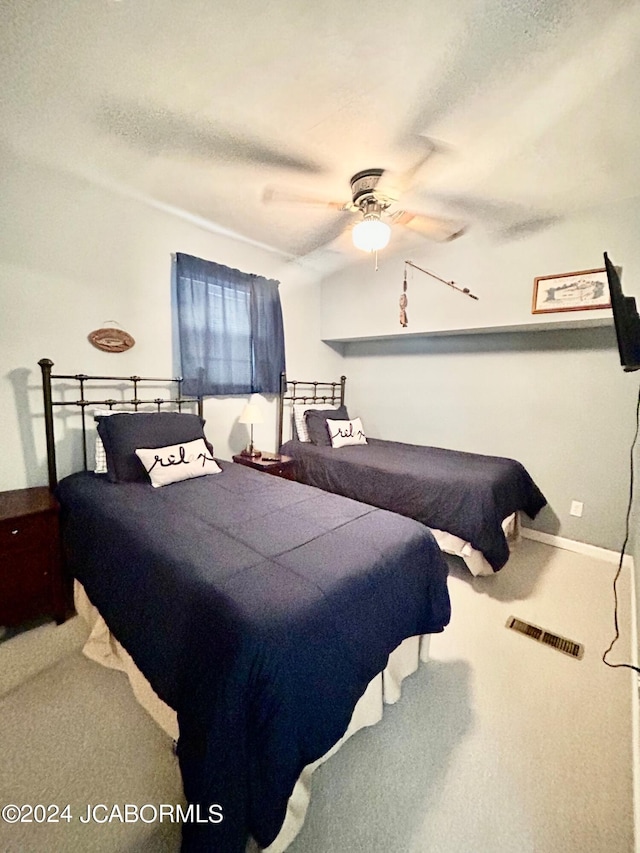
[0,487,68,628]
[232,454,296,481]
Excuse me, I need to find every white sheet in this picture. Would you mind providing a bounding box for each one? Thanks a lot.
[429,511,521,576]
[74,581,432,852]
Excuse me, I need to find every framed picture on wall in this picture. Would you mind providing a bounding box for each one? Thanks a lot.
[532,267,611,314]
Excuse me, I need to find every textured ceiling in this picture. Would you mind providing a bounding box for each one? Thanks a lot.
[2,0,640,271]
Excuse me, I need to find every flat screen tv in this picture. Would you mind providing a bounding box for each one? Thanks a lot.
[604,252,640,372]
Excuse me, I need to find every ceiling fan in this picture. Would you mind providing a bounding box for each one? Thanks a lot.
[263,162,467,255]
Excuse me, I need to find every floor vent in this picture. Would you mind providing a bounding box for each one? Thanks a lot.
[506,616,584,660]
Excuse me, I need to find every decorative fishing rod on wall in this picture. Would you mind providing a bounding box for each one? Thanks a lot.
[399,260,479,327]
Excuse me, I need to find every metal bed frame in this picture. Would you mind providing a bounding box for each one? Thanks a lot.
[277,370,346,449]
[39,358,203,490]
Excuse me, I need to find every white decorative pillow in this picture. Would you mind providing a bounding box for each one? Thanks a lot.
[327,417,368,449]
[135,438,222,488]
[293,403,338,443]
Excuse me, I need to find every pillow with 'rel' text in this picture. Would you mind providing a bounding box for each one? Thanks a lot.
[326,417,368,449]
[135,438,222,488]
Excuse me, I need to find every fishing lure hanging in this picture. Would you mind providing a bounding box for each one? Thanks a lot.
[399,268,408,327]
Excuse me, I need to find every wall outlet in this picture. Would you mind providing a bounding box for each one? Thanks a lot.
[570,500,584,517]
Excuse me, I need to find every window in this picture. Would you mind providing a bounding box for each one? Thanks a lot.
[175,253,285,397]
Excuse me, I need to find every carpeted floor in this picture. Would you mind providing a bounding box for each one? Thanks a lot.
[0,539,635,852]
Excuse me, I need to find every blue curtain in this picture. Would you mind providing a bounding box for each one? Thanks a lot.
[176,253,285,397]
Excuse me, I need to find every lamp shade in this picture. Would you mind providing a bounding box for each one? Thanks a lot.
[352,217,391,252]
[239,403,263,425]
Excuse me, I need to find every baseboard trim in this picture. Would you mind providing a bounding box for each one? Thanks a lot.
[521,527,635,570]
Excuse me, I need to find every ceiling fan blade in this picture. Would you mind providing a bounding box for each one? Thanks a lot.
[98,99,322,173]
[375,137,440,202]
[426,192,562,242]
[496,215,562,241]
[262,185,351,210]
[388,209,466,242]
[294,213,355,255]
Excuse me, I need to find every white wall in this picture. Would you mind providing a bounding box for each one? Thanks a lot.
[0,146,340,491]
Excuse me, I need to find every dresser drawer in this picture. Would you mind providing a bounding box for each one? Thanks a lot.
[0,513,53,554]
[0,547,55,624]
[268,463,295,480]
[0,487,67,626]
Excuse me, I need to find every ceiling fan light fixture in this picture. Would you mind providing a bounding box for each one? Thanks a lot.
[352,216,391,252]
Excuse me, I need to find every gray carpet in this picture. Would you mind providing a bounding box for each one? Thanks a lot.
[0,648,182,852]
[0,539,635,852]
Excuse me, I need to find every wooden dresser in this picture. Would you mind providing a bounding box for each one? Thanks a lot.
[0,487,68,627]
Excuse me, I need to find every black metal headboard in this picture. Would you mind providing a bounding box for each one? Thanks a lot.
[39,358,204,490]
[277,371,346,449]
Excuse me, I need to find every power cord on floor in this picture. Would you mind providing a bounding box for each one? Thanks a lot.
[603,379,640,674]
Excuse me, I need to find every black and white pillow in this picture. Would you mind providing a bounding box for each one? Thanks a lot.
[304,406,350,446]
[293,403,339,442]
[135,438,222,488]
[326,417,368,448]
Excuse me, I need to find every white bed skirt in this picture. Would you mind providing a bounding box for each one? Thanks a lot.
[74,581,432,852]
[430,511,521,576]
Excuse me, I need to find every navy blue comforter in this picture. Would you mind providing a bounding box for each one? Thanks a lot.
[56,462,450,852]
[281,438,547,571]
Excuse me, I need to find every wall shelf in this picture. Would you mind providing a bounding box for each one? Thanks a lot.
[322,316,613,345]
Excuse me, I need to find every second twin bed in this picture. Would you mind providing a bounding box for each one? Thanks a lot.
[278,374,547,576]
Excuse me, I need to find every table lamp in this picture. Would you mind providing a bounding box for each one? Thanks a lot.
[239,402,263,458]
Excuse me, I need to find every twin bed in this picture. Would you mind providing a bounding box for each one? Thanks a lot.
[278,374,547,576]
[39,360,451,853]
